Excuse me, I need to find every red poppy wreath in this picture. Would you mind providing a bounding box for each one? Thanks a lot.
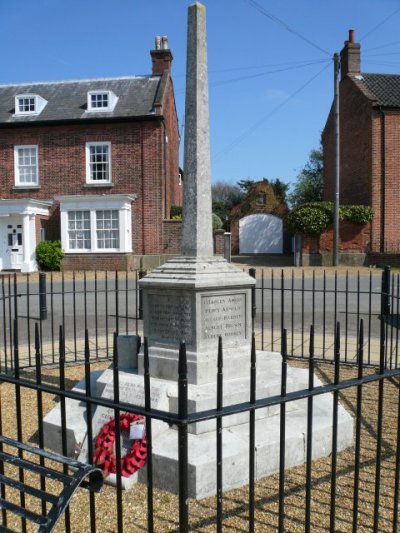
[93,413,147,477]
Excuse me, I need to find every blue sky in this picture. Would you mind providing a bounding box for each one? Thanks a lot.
[1,0,400,189]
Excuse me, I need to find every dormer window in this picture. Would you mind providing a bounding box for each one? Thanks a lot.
[18,96,35,113]
[87,90,118,112]
[14,94,47,116]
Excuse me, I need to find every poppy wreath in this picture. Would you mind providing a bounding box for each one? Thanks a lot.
[93,413,147,477]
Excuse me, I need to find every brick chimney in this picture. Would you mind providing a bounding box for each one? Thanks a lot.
[151,35,173,75]
[340,29,360,81]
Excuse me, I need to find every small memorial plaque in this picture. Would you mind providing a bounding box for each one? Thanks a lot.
[201,292,246,342]
[148,293,193,344]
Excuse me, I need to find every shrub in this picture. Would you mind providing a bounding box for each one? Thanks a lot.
[36,240,64,271]
[170,205,182,219]
[340,205,374,224]
[285,205,331,236]
[212,213,223,231]
[285,202,374,236]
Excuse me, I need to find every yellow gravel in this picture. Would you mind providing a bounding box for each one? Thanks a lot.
[0,360,398,532]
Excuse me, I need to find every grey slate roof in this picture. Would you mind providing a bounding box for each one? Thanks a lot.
[0,76,163,124]
[352,73,400,108]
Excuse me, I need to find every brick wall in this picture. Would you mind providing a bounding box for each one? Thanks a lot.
[162,219,182,254]
[0,110,181,261]
[323,77,400,254]
[323,77,373,206]
[302,220,371,253]
[163,82,182,215]
[62,253,136,271]
[214,230,225,255]
[373,110,400,252]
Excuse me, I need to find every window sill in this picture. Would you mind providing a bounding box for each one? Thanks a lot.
[83,183,114,189]
[65,250,126,254]
[12,185,40,191]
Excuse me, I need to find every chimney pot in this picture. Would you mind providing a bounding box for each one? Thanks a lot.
[340,29,360,80]
[150,37,173,75]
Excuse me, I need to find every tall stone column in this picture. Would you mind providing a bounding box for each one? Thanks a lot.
[182,3,213,257]
[139,1,256,386]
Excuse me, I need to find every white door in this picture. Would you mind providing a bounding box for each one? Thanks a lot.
[239,214,283,254]
[0,218,23,270]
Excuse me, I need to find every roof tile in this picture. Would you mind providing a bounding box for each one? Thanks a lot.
[0,77,162,124]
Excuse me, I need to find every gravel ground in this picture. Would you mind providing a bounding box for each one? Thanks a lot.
[0,360,399,532]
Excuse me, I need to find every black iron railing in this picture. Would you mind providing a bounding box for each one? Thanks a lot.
[0,266,398,371]
[0,314,399,530]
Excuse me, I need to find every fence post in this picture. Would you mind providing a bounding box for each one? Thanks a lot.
[249,268,256,333]
[178,341,188,533]
[223,232,231,263]
[138,270,146,320]
[39,272,47,321]
[380,265,391,317]
[294,234,302,267]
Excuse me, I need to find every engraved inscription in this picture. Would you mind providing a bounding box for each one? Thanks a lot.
[103,380,164,407]
[148,294,192,344]
[201,293,246,341]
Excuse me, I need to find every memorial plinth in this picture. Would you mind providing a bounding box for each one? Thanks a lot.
[138,256,255,384]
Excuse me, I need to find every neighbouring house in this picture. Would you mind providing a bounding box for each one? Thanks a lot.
[230,181,288,255]
[323,29,400,261]
[0,36,182,272]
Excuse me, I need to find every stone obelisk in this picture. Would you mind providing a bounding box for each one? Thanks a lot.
[182,2,213,258]
[139,2,255,385]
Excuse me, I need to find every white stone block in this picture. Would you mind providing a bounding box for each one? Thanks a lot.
[43,371,103,457]
[148,427,249,499]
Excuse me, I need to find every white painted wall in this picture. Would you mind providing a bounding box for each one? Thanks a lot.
[239,214,283,254]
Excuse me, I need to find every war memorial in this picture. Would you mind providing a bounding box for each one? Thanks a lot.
[43,2,353,499]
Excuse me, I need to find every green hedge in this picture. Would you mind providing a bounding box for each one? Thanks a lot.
[170,205,182,220]
[212,213,223,231]
[285,202,374,236]
[36,240,64,271]
[170,205,224,231]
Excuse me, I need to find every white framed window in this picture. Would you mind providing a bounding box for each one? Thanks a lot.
[14,94,47,116]
[18,96,36,114]
[57,194,135,254]
[86,142,112,183]
[68,210,91,250]
[87,90,118,112]
[90,92,109,109]
[96,210,119,249]
[14,145,39,186]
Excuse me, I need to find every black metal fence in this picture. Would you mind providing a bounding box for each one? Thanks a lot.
[0,266,399,531]
[254,265,399,367]
[0,267,397,372]
[0,316,399,531]
[0,271,141,371]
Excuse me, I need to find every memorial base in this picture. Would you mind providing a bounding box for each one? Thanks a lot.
[43,351,353,497]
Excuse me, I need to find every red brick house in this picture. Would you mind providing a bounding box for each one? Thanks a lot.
[0,36,182,272]
[323,30,400,257]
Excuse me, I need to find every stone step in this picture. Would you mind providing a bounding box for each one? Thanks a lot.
[142,392,353,499]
